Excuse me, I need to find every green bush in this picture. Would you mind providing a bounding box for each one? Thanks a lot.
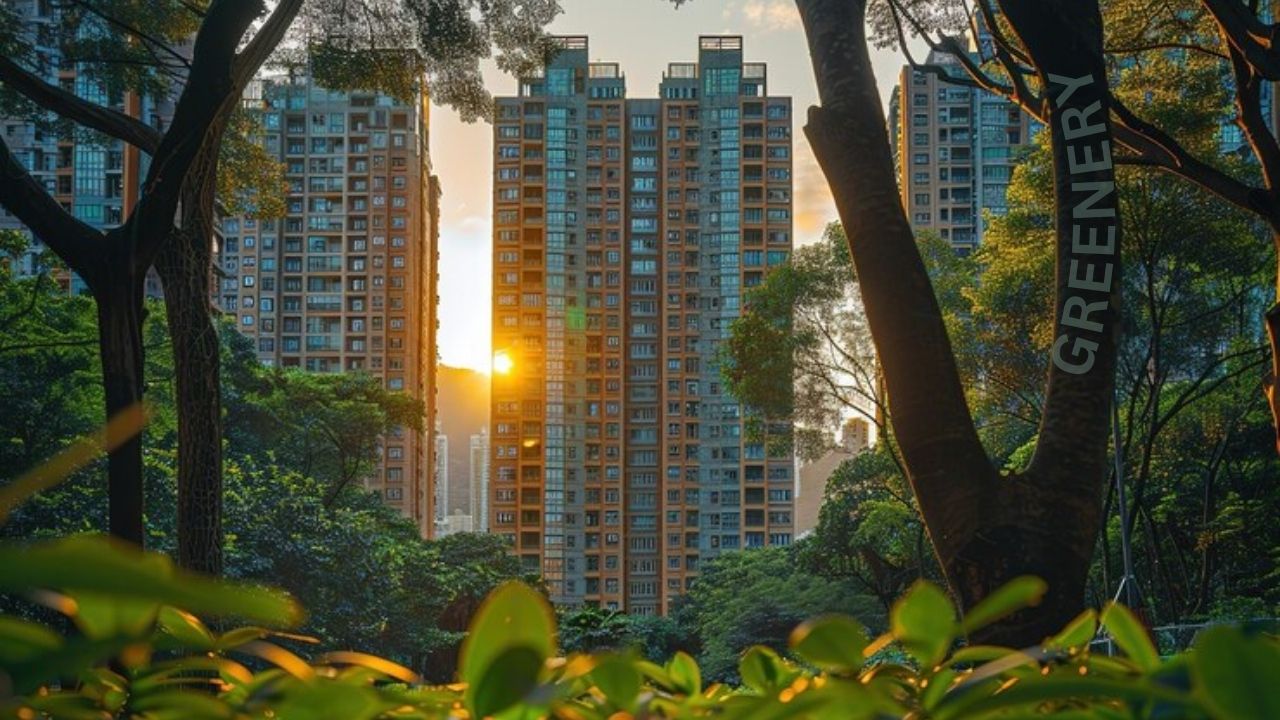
[3,535,1278,719]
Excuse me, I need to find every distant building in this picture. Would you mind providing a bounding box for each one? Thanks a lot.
[893,43,1034,254]
[435,426,450,529]
[216,67,441,536]
[842,416,870,453]
[469,430,489,532]
[439,512,474,536]
[436,365,491,516]
[795,418,872,536]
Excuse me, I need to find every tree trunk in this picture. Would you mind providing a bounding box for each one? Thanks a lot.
[994,0,1121,641]
[1265,296,1280,454]
[795,0,1120,646]
[155,133,226,576]
[156,225,223,575]
[95,263,148,547]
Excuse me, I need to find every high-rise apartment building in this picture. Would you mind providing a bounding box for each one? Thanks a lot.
[217,70,440,536]
[893,46,1033,254]
[469,429,489,532]
[490,36,795,615]
[0,0,171,295]
[434,425,450,531]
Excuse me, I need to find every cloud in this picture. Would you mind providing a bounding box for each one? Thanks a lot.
[454,214,489,232]
[733,0,801,32]
[793,141,837,244]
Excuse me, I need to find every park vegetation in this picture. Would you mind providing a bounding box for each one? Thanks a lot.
[2,529,1277,718]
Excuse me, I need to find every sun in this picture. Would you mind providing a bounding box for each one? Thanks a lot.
[492,350,514,375]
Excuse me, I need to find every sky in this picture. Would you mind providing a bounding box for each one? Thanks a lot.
[430,0,917,372]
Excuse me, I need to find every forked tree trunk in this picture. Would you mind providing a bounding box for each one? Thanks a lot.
[795,0,1120,645]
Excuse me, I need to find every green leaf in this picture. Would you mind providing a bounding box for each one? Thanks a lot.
[945,645,1018,667]
[156,607,216,651]
[471,645,544,719]
[1192,625,1280,720]
[958,576,1047,635]
[892,581,957,668]
[460,582,554,716]
[128,690,237,720]
[934,675,1194,720]
[214,626,270,651]
[131,656,251,694]
[0,616,62,664]
[666,650,701,696]
[739,646,792,692]
[789,614,868,673]
[635,658,674,691]
[1047,610,1098,652]
[0,535,302,627]
[24,693,114,720]
[921,667,957,711]
[272,681,392,720]
[590,655,642,710]
[1100,603,1158,671]
[5,635,135,694]
[72,592,159,641]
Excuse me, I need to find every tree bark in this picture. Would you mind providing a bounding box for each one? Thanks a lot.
[155,177,223,575]
[94,261,148,546]
[1265,297,1280,454]
[141,0,304,573]
[795,0,997,620]
[795,0,1121,645]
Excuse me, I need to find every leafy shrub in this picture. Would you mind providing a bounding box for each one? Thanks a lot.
[3,535,1278,719]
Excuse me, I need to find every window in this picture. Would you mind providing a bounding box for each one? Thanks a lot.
[547,68,575,96]
[704,67,740,96]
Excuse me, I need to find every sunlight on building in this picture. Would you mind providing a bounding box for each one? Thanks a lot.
[492,350,514,375]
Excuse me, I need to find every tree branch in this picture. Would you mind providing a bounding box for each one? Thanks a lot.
[1107,41,1228,60]
[1227,42,1280,198]
[124,0,273,261]
[0,137,105,284]
[0,56,162,154]
[55,0,193,70]
[1202,0,1280,80]
[233,0,305,86]
[1109,96,1270,220]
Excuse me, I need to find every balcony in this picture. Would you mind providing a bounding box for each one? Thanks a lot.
[305,295,342,311]
[306,256,343,272]
[305,334,343,352]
